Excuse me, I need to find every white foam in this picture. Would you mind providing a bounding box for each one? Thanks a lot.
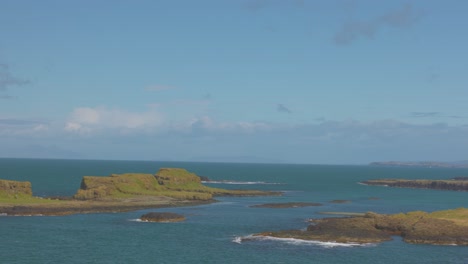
[232,236,242,244]
[233,235,375,248]
[0,213,7,216]
[202,181,281,185]
[128,218,144,222]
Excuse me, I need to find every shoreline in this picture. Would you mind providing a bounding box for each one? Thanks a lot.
[249,209,468,246]
[0,196,215,216]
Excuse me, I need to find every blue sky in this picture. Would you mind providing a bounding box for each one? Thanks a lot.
[1,0,467,164]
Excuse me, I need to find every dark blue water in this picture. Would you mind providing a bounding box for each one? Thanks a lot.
[0,159,467,263]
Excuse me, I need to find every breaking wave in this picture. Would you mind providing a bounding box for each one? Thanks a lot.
[232,235,375,248]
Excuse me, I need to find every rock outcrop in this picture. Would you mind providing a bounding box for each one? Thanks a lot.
[251,208,468,246]
[140,212,185,222]
[250,202,322,208]
[74,168,278,201]
[0,179,32,198]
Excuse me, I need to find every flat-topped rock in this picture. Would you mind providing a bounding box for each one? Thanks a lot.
[0,179,32,198]
[140,212,186,222]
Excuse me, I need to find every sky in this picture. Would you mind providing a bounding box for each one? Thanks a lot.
[1,0,467,164]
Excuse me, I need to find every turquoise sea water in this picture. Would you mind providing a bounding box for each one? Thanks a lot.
[0,158,467,264]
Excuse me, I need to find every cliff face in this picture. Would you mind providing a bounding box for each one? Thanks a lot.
[0,179,32,198]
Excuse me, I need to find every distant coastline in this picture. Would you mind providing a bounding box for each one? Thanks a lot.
[370,161,468,168]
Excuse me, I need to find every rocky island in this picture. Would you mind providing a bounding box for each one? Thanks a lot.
[0,168,280,216]
[361,178,468,191]
[247,208,468,246]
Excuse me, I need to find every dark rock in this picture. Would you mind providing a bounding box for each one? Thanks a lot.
[252,209,468,246]
[361,179,468,192]
[330,200,351,204]
[199,176,211,182]
[250,202,322,208]
[140,212,186,222]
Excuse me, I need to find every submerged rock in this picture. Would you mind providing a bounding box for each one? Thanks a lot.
[329,200,351,204]
[140,212,186,222]
[250,202,322,208]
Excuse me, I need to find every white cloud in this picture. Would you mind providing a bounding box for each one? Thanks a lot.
[64,107,164,134]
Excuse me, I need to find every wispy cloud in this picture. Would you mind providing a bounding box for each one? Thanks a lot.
[64,106,164,134]
[277,104,292,114]
[410,112,465,119]
[334,4,419,45]
[0,64,29,98]
[0,95,16,100]
[145,84,175,91]
[410,112,440,118]
[0,118,49,136]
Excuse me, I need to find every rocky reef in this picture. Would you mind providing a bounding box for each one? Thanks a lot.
[250,202,322,208]
[361,179,468,191]
[140,212,186,222]
[0,168,279,216]
[250,208,468,246]
[329,200,351,204]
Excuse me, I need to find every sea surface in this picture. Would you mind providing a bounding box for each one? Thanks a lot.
[0,158,467,264]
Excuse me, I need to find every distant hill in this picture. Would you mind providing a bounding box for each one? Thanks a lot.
[370,161,468,168]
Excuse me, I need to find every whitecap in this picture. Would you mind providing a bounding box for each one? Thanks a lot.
[234,235,375,248]
[232,236,242,244]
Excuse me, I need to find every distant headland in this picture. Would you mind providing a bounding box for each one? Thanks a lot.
[0,168,280,216]
[370,161,468,168]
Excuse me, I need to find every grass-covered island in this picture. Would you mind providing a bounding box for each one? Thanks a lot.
[0,168,280,216]
[361,178,468,191]
[246,208,468,246]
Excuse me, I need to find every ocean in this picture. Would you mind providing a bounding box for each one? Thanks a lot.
[0,158,467,264]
